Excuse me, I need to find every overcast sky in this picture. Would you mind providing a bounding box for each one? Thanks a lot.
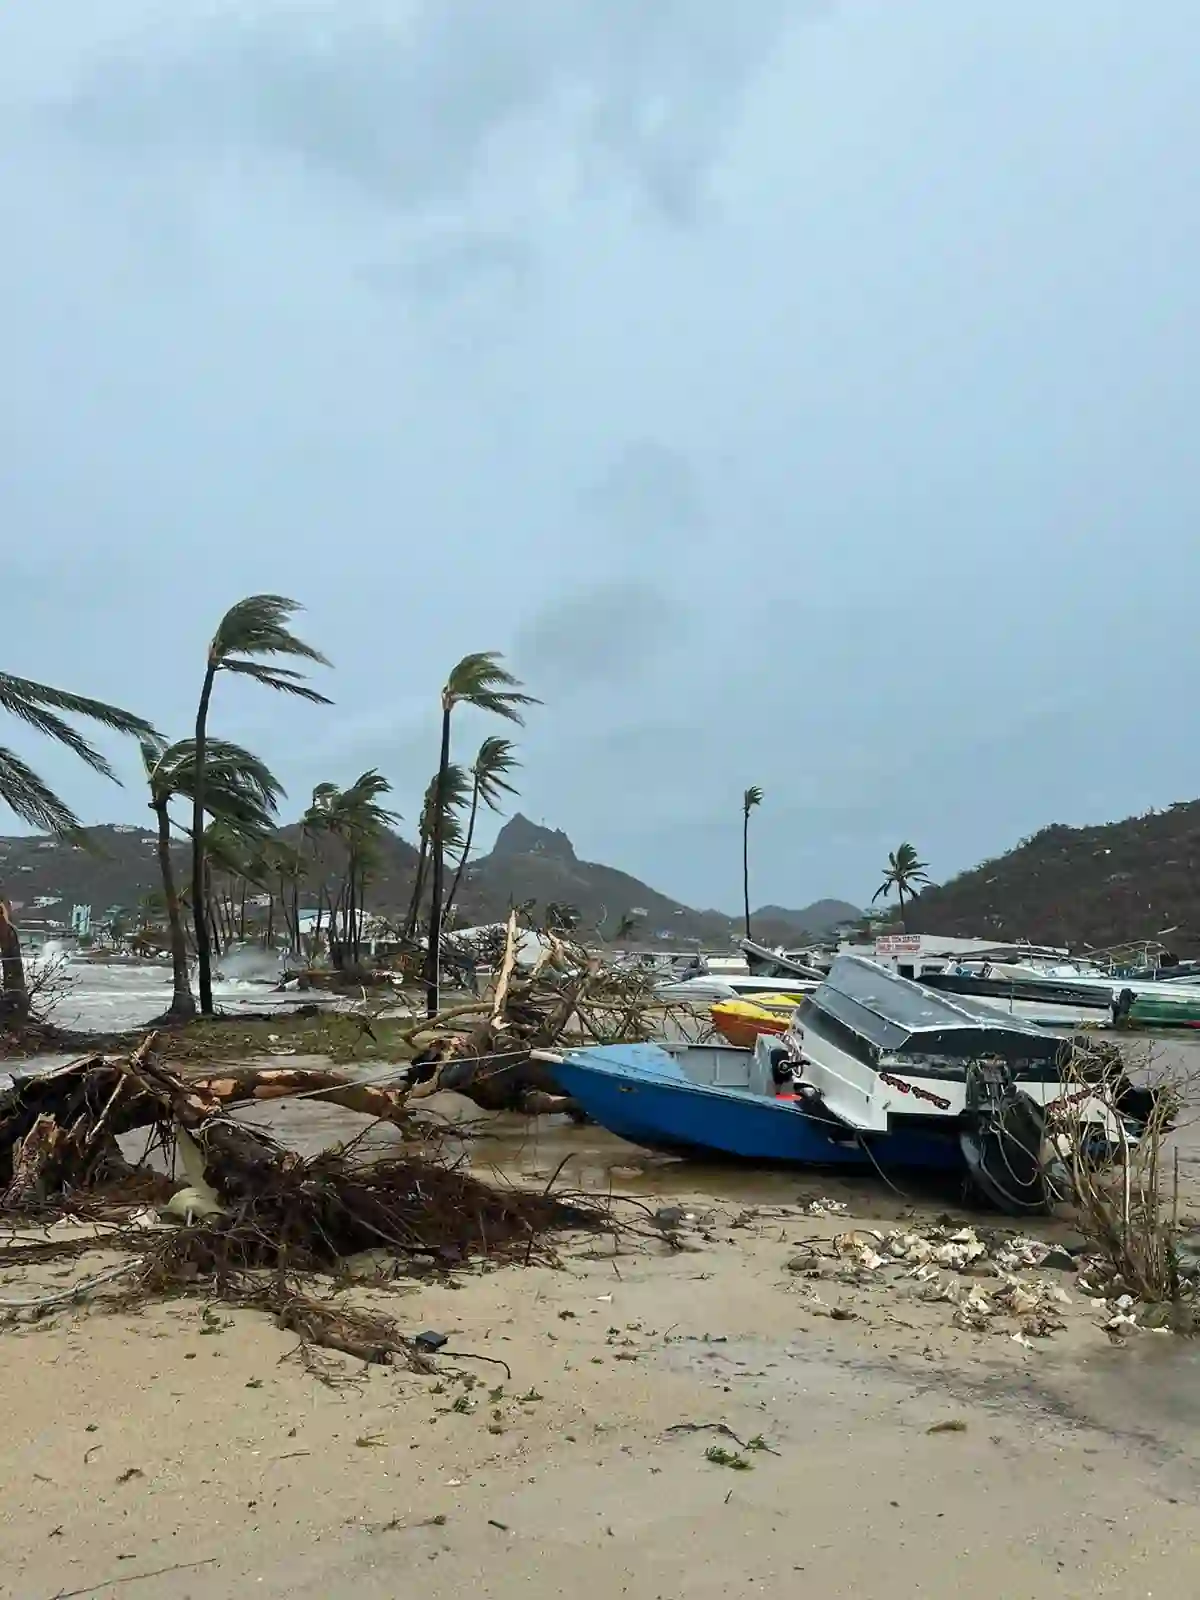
[3,2,1198,914]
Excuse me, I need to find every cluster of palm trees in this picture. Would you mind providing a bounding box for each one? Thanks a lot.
[0,595,536,1022]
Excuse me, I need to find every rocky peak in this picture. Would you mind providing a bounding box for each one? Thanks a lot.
[490,814,577,864]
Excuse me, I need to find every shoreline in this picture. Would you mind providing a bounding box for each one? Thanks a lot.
[4,1161,1198,1598]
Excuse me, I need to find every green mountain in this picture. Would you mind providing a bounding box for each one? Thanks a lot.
[908,802,1200,955]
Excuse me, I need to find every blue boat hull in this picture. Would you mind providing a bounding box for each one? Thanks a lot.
[549,1044,961,1170]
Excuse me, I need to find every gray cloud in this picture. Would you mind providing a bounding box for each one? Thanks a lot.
[513,581,681,688]
[584,442,706,544]
[4,1,1200,917]
[57,1,801,222]
[363,233,534,302]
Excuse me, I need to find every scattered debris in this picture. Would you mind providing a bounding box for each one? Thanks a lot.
[0,1037,611,1365]
[704,1445,752,1471]
[926,1420,967,1435]
[665,1422,754,1450]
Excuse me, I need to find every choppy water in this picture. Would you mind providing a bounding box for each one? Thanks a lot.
[35,957,304,1034]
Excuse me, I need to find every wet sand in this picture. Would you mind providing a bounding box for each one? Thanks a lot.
[4,1067,1200,1598]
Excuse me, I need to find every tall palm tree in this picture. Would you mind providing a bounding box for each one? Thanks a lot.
[742,785,763,940]
[872,842,930,926]
[142,738,282,1020]
[423,653,537,1014]
[0,672,158,1016]
[191,596,330,1013]
[443,735,520,920]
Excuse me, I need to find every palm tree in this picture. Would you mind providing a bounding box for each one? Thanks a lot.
[191,596,330,1014]
[319,770,398,967]
[443,736,520,920]
[0,672,158,1015]
[871,842,930,926]
[142,738,282,1019]
[404,767,470,940]
[423,653,538,1014]
[742,785,763,940]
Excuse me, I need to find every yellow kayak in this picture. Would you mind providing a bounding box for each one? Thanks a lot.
[711,993,805,1049]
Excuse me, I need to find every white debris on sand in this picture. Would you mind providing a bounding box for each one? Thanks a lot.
[789,1222,1102,1346]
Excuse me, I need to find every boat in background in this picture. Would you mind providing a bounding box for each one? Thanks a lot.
[710,993,803,1048]
[654,968,818,1006]
[1115,989,1200,1029]
[917,967,1113,1030]
[740,937,826,981]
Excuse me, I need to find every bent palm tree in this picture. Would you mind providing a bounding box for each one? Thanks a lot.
[143,738,282,1020]
[0,672,157,1015]
[191,596,330,1013]
[742,785,763,940]
[424,654,537,1014]
[443,736,520,921]
[871,842,930,926]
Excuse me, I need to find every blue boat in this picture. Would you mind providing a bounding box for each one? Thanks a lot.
[538,1039,961,1170]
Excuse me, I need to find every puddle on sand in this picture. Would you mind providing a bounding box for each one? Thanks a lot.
[463,1110,976,1218]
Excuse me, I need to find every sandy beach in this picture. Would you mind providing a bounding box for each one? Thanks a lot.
[3,1083,1199,1600]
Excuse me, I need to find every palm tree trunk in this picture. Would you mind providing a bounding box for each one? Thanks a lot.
[347,852,359,965]
[896,884,905,930]
[404,833,430,940]
[0,901,29,1020]
[443,779,480,922]
[742,812,752,940]
[191,663,217,1014]
[155,801,196,1020]
[423,704,453,1016]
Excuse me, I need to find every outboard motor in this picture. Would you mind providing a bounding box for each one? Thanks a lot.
[961,1058,1050,1216]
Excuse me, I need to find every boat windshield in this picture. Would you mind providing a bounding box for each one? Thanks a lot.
[807,955,1063,1065]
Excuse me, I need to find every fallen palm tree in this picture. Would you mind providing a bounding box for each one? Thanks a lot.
[400,912,693,1111]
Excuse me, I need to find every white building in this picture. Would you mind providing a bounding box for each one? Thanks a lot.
[838,933,1070,982]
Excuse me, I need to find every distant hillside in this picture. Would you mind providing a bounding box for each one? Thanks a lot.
[909,802,1200,955]
[751,900,861,945]
[0,813,750,947]
[460,816,738,943]
[0,825,166,922]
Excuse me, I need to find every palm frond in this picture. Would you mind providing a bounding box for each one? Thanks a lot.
[219,660,333,704]
[419,766,470,835]
[0,746,82,834]
[0,673,160,781]
[0,674,159,741]
[444,651,539,725]
[146,739,284,819]
[210,595,331,668]
[473,735,521,811]
[743,785,764,814]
